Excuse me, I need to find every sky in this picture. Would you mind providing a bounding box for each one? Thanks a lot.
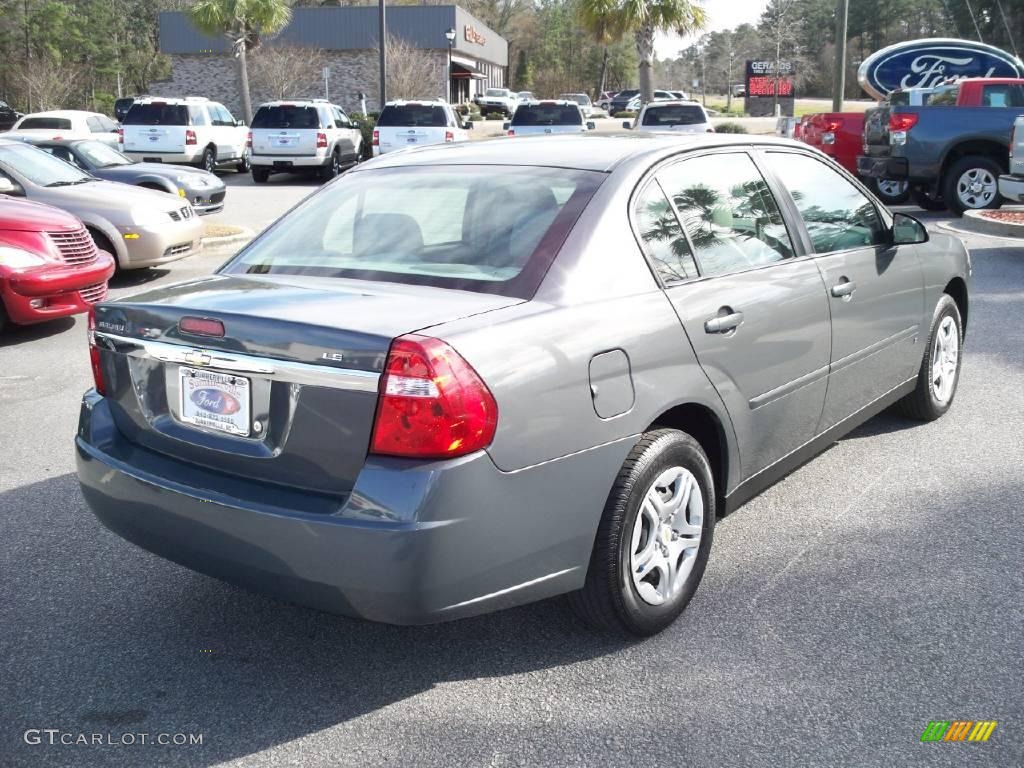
[654,0,769,59]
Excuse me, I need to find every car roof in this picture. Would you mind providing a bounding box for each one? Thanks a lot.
[19,110,101,119]
[258,99,333,106]
[360,133,810,173]
[383,99,448,106]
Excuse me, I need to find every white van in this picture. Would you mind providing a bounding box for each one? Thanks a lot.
[249,99,362,183]
[373,100,471,156]
[121,97,249,172]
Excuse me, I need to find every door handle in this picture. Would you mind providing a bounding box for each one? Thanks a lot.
[831,279,856,298]
[704,311,744,334]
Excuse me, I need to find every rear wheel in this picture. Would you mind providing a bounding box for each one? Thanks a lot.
[943,155,1003,216]
[251,168,270,184]
[911,187,946,212]
[318,150,341,182]
[200,147,216,174]
[569,429,715,636]
[897,294,963,421]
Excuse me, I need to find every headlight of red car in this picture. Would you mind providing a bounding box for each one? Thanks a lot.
[0,246,46,269]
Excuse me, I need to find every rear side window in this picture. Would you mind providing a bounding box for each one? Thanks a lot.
[642,105,706,126]
[632,182,699,283]
[512,104,582,126]
[657,152,794,278]
[18,117,72,130]
[252,105,320,129]
[981,84,1024,107]
[377,105,448,127]
[124,103,189,126]
[765,152,887,252]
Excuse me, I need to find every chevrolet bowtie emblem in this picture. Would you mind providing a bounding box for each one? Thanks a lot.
[184,349,212,366]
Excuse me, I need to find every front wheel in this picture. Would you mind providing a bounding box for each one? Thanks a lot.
[568,429,715,636]
[871,177,910,205]
[200,147,217,174]
[897,294,963,421]
[236,149,251,173]
[943,155,1003,216]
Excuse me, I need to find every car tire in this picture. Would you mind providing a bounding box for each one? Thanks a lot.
[201,147,217,174]
[568,428,715,637]
[870,177,910,205]
[87,228,121,271]
[943,155,1003,216]
[318,150,341,182]
[896,294,963,421]
[251,168,270,184]
[236,150,251,173]
[911,187,947,212]
[0,301,8,333]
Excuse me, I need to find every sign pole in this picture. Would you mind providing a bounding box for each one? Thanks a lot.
[831,0,849,112]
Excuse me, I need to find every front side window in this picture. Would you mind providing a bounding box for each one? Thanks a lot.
[765,152,887,253]
[87,116,103,132]
[657,152,794,278]
[223,166,603,297]
[511,104,582,126]
[632,182,698,283]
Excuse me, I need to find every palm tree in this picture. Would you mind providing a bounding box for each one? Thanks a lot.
[189,0,292,123]
[577,0,707,105]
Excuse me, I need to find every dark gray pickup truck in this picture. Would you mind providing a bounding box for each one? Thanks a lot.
[858,79,1024,215]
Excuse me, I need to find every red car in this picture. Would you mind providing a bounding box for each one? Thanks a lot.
[0,198,115,331]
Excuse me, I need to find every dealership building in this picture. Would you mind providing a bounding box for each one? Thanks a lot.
[155,5,508,116]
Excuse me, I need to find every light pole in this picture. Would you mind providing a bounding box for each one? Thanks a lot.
[831,0,849,112]
[378,0,387,110]
[445,27,456,104]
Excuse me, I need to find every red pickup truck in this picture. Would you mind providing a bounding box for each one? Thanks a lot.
[798,112,909,204]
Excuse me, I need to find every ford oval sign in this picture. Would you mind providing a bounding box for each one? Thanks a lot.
[190,388,241,415]
[857,38,1024,100]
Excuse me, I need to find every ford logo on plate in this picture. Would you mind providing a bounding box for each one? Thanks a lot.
[191,388,241,415]
[858,37,1024,100]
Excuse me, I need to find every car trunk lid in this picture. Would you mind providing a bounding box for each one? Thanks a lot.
[93,275,522,497]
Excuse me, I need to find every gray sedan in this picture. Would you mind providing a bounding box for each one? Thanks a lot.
[10,137,225,215]
[76,134,970,635]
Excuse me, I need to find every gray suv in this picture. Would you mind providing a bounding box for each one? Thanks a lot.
[76,135,970,636]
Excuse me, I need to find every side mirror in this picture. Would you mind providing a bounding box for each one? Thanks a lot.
[235,119,245,127]
[586,121,596,131]
[622,121,632,129]
[0,176,23,196]
[351,121,362,129]
[891,212,929,245]
[502,122,510,131]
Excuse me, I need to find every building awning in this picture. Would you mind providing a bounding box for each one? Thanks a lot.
[451,61,487,80]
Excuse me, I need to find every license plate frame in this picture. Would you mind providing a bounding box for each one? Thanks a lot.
[178,366,251,437]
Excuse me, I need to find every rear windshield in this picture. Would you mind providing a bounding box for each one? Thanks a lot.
[252,105,321,129]
[222,166,604,297]
[641,105,706,126]
[124,103,189,126]
[512,104,582,126]
[18,117,72,130]
[485,89,509,97]
[377,105,448,127]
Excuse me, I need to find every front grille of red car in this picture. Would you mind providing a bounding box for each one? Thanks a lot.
[47,228,99,265]
[78,282,108,304]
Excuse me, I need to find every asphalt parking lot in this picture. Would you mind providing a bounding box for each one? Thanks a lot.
[1,172,1022,767]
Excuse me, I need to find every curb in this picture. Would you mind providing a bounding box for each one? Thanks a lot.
[951,209,1024,239]
[200,228,254,249]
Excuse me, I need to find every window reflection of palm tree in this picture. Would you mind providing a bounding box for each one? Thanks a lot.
[639,198,694,282]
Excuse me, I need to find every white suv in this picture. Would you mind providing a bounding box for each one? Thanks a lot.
[249,99,363,183]
[372,100,471,156]
[626,101,713,134]
[120,97,249,172]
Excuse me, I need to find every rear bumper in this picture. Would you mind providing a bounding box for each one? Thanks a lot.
[117,219,204,269]
[998,174,1024,202]
[1,254,114,324]
[75,392,635,624]
[857,154,909,180]
[123,149,203,165]
[252,153,328,169]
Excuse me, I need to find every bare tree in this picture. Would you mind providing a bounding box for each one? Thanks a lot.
[250,44,329,101]
[385,35,443,101]
[15,54,85,111]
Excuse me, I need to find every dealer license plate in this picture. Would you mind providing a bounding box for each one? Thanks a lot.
[178,366,251,436]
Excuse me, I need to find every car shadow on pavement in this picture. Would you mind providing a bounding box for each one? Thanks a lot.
[109,268,171,289]
[0,316,76,347]
[0,473,631,768]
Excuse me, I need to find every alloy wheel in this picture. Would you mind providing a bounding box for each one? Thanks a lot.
[877,179,908,197]
[630,466,703,606]
[930,315,959,404]
[955,168,996,208]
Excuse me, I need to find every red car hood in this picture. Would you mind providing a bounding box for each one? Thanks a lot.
[0,196,81,233]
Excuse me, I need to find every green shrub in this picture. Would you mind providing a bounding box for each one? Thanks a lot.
[468,114,484,121]
[715,122,748,134]
[485,113,505,120]
[613,110,637,119]
[349,112,377,159]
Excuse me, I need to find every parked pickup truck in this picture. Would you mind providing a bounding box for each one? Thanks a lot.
[998,115,1024,203]
[858,78,1024,215]
[799,112,909,204]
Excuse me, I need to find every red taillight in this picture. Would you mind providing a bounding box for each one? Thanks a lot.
[87,309,105,395]
[317,131,328,148]
[117,127,123,143]
[445,130,454,142]
[185,129,197,145]
[246,131,252,148]
[507,129,515,136]
[370,335,498,459]
[372,129,379,146]
[889,113,919,131]
[179,316,225,337]
[821,118,843,132]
